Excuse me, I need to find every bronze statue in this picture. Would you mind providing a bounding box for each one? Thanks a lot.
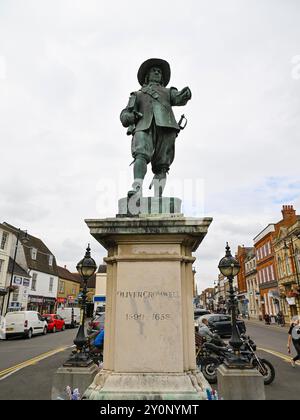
[120,58,192,198]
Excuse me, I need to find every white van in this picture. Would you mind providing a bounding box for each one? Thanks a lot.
[56,307,80,328]
[5,311,48,339]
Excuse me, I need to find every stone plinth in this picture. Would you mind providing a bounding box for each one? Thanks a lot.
[83,214,213,400]
[217,364,266,400]
[51,364,99,400]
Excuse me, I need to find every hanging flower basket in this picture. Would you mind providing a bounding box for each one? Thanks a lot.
[7,285,18,292]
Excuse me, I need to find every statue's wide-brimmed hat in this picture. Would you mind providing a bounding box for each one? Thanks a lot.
[137,58,171,86]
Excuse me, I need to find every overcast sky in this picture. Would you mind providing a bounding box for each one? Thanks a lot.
[1,0,300,292]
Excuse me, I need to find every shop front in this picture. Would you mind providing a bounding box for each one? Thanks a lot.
[260,285,280,323]
[27,295,44,312]
[42,297,56,314]
[279,283,299,322]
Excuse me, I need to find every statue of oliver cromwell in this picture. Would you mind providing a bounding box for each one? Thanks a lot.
[120,58,192,198]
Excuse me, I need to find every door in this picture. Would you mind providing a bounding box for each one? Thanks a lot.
[35,313,45,335]
[55,315,63,330]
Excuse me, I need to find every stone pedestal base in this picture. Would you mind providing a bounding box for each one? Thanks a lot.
[217,364,265,400]
[84,214,212,400]
[84,370,209,400]
[51,364,99,400]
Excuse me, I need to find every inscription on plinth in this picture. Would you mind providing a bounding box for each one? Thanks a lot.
[113,263,183,373]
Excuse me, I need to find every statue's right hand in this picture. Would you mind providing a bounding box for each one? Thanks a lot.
[121,111,136,127]
[126,112,136,125]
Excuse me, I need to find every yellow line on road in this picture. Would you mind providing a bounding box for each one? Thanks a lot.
[0,346,69,379]
[258,347,300,365]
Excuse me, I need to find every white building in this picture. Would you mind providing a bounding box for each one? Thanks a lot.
[0,224,14,314]
[93,264,107,312]
[3,223,59,314]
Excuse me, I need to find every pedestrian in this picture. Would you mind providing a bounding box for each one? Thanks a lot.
[287,317,300,367]
[197,318,214,342]
[264,314,270,325]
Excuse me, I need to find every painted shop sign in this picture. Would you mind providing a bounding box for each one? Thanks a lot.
[13,276,22,285]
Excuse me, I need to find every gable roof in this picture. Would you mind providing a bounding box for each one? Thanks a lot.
[97,264,107,274]
[72,272,96,289]
[8,258,31,278]
[3,223,58,277]
[57,266,81,283]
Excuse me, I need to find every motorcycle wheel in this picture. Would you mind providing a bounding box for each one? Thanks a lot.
[200,357,220,384]
[253,358,275,385]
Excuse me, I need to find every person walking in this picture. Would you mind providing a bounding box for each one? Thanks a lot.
[287,317,300,367]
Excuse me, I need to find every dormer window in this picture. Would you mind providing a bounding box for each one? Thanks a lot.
[31,248,37,260]
[49,255,53,266]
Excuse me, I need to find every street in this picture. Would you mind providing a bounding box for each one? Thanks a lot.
[0,321,299,400]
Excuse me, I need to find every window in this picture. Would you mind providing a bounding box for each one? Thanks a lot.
[296,248,300,274]
[59,280,65,294]
[0,232,8,250]
[286,254,291,275]
[0,259,4,273]
[31,248,37,260]
[12,288,19,302]
[49,255,53,266]
[31,273,37,291]
[72,287,76,295]
[49,277,54,293]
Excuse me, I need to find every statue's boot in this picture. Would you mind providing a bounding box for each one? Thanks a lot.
[128,180,143,199]
[153,171,167,197]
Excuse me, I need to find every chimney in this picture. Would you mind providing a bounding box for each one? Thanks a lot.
[64,265,67,269]
[281,205,296,220]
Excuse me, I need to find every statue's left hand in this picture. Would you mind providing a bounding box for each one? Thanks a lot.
[180,86,192,100]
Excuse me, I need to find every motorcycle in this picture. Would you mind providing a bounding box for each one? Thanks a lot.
[197,334,275,385]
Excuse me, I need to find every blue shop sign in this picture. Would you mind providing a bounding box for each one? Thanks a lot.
[13,277,22,286]
[94,296,106,302]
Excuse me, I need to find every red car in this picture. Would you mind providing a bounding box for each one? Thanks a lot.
[44,314,65,333]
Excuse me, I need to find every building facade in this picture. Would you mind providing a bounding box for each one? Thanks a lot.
[57,266,81,308]
[273,215,300,322]
[236,246,253,317]
[94,264,107,312]
[245,250,259,319]
[3,223,59,314]
[0,224,13,314]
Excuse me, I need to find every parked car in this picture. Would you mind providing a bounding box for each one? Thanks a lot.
[197,314,246,337]
[56,307,80,328]
[5,311,48,339]
[95,305,105,316]
[87,313,105,335]
[194,309,210,320]
[44,314,65,333]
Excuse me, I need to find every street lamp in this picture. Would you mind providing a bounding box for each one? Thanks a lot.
[218,243,250,368]
[64,245,97,367]
[4,228,28,315]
